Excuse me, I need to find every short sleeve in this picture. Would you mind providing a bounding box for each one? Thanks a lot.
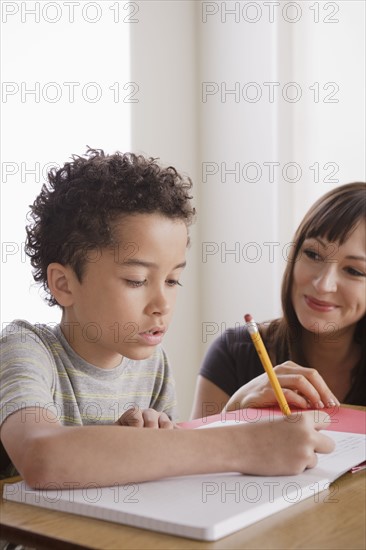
[0,321,57,427]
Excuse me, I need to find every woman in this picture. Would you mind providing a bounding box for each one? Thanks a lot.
[191,182,366,418]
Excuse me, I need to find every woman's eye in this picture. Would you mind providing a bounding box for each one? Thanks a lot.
[303,249,322,261]
[345,267,366,278]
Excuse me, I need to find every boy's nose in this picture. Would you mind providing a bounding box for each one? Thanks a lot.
[146,291,170,316]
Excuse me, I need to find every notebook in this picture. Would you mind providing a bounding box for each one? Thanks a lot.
[3,411,366,541]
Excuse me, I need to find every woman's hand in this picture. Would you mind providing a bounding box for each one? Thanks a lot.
[225,361,340,412]
[116,406,176,429]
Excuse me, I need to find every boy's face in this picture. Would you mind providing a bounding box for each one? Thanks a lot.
[61,213,188,368]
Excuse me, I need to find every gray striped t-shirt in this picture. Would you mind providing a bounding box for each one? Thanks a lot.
[0,320,177,478]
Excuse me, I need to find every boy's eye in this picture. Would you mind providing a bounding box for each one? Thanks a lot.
[125,279,147,288]
[166,279,182,287]
[303,249,322,262]
[124,279,183,288]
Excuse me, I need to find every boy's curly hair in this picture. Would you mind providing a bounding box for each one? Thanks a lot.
[25,148,195,306]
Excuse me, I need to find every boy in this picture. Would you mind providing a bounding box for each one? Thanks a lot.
[0,148,334,488]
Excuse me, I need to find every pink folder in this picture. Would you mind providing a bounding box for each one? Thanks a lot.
[179,406,366,434]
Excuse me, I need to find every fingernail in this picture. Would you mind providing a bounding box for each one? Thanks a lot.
[327,400,336,407]
[316,401,324,409]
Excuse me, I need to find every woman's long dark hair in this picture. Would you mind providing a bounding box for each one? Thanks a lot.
[267,182,366,405]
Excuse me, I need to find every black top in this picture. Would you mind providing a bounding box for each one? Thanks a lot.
[199,326,264,396]
[199,325,366,406]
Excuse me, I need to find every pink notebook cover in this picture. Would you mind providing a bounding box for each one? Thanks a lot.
[179,406,366,434]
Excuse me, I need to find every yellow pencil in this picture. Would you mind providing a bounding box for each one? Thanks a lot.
[244,314,292,416]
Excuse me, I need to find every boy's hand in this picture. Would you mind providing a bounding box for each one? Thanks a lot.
[225,361,340,412]
[116,406,175,429]
[230,410,335,475]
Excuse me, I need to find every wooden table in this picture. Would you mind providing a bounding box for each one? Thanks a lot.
[1,405,365,549]
[1,468,365,550]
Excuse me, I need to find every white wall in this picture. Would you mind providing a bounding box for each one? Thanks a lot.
[290,0,365,225]
[199,1,282,327]
[1,3,131,326]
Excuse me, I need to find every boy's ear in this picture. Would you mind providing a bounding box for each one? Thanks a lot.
[47,263,76,307]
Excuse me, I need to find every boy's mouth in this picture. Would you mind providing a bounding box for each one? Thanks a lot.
[140,326,166,335]
[138,326,166,346]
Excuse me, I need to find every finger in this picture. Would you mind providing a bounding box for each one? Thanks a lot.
[118,407,144,427]
[310,410,333,431]
[281,388,310,409]
[270,367,323,406]
[301,411,336,453]
[243,387,310,410]
[292,409,330,428]
[276,364,340,408]
[304,451,318,470]
[302,368,340,408]
[314,431,336,454]
[158,412,175,430]
[274,374,325,409]
[142,409,160,428]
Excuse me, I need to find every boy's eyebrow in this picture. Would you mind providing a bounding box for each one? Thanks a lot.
[119,259,187,270]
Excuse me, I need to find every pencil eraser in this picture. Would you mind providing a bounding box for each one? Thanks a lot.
[244,314,252,323]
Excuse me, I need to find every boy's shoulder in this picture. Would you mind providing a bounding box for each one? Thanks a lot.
[0,320,171,374]
[0,320,62,360]
[1,319,59,342]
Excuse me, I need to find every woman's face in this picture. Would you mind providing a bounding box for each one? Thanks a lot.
[291,221,366,339]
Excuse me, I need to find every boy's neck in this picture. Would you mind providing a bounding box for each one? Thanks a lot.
[60,314,123,370]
